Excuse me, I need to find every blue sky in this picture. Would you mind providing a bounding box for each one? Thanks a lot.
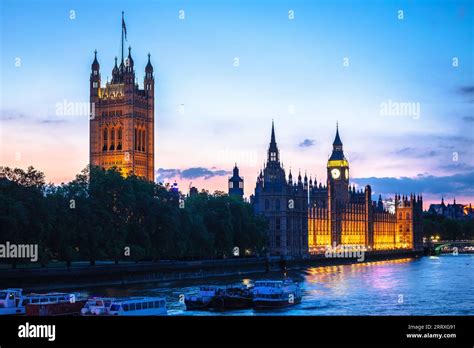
[0,0,473,206]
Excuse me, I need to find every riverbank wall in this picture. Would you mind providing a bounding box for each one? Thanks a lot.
[0,250,423,291]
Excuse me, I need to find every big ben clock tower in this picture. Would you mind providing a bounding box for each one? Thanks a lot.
[327,124,349,204]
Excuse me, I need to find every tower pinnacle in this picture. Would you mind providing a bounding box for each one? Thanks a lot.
[267,121,279,163]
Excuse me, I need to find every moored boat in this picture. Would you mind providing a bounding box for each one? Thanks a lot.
[252,279,302,309]
[81,297,115,316]
[108,297,167,316]
[24,292,87,316]
[0,289,25,315]
[212,285,253,310]
[185,286,222,310]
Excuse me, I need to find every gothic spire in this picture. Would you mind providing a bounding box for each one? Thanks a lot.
[333,122,343,147]
[271,120,276,144]
[329,123,346,161]
[145,52,153,73]
[267,120,279,163]
[91,50,99,70]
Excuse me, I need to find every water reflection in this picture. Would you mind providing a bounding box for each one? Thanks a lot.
[86,255,474,315]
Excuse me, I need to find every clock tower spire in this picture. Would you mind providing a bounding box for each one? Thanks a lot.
[327,123,349,204]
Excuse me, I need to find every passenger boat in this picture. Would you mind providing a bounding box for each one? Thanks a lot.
[0,289,25,315]
[212,285,253,310]
[24,292,87,316]
[81,297,115,316]
[108,297,167,316]
[185,286,222,310]
[252,279,302,309]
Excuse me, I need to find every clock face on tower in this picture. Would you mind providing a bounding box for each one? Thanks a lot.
[331,168,341,179]
[345,168,349,180]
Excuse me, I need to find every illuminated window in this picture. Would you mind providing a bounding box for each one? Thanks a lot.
[110,128,115,151]
[229,182,233,189]
[117,128,122,150]
[239,181,243,189]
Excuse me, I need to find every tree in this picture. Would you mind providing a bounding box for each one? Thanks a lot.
[0,165,271,265]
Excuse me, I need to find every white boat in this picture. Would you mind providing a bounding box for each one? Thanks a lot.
[0,288,25,315]
[81,297,115,315]
[252,279,302,309]
[108,297,167,316]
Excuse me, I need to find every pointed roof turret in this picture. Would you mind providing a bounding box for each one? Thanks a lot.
[125,46,134,71]
[145,53,153,73]
[91,50,99,70]
[271,119,276,143]
[267,120,279,163]
[328,123,347,163]
[333,122,343,147]
[111,56,119,82]
[232,163,239,177]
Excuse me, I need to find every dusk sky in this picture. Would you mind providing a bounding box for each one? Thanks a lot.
[1,0,473,208]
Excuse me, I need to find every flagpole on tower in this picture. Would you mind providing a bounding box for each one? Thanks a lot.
[121,11,124,65]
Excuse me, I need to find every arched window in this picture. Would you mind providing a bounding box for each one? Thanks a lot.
[117,128,122,150]
[141,129,145,151]
[398,212,402,219]
[102,128,108,151]
[138,130,142,152]
[406,212,410,219]
[134,128,138,150]
[110,128,115,151]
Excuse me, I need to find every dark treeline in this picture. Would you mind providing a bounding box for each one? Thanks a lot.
[423,212,474,241]
[0,166,267,267]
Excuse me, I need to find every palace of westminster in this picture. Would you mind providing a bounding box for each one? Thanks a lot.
[89,17,423,258]
[247,123,423,257]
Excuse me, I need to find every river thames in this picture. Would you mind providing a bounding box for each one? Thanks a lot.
[84,254,474,315]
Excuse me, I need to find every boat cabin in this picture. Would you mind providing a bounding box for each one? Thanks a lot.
[108,297,167,316]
